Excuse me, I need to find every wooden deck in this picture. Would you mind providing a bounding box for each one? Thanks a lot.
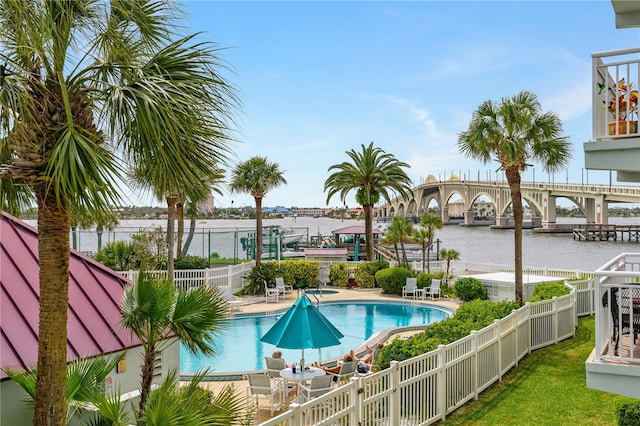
[573,224,640,242]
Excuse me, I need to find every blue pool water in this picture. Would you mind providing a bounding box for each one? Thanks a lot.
[180,301,450,373]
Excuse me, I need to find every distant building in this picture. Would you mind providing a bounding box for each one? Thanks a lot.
[197,195,215,214]
[263,206,292,216]
[291,207,326,217]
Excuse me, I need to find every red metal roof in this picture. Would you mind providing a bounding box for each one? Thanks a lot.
[331,225,381,235]
[0,212,140,380]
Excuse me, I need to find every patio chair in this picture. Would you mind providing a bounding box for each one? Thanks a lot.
[219,286,243,311]
[275,277,293,299]
[264,357,295,399]
[603,287,640,354]
[425,279,441,300]
[299,375,334,402]
[246,373,283,415]
[402,277,420,299]
[265,282,279,303]
[325,360,357,386]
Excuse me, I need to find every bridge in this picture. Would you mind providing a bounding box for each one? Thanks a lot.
[375,177,640,229]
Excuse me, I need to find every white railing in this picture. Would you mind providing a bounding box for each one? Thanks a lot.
[592,47,640,141]
[258,284,578,426]
[593,252,640,363]
[117,262,253,294]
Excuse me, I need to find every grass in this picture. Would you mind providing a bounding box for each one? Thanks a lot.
[441,316,633,425]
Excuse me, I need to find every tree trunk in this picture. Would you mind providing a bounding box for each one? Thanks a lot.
[33,186,70,426]
[138,345,157,416]
[176,201,184,259]
[255,196,263,265]
[506,167,524,303]
[181,215,197,258]
[364,204,374,261]
[426,235,433,273]
[96,225,104,251]
[421,243,426,273]
[166,195,176,278]
[399,239,408,267]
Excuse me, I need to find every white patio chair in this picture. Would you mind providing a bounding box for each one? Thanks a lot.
[325,360,357,386]
[275,277,293,299]
[219,286,243,311]
[402,277,420,299]
[265,282,279,303]
[246,373,283,415]
[299,375,334,402]
[425,279,441,300]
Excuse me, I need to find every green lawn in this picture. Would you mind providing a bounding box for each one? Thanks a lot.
[441,316,634,425]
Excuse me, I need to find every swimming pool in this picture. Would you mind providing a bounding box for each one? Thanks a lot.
[180,301,451,374]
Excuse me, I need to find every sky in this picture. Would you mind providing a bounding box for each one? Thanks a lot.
[127,1,640,209]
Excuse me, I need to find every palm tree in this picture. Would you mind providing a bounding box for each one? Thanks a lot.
[120,271,229,414]
[229,156,287,265]
[0,3,239,423]
[324,142,412,261]
[386,216,414,267]
[458,91,570,302]
[439,248,460,287]
[420,213,443,273]
[414,228,430,272]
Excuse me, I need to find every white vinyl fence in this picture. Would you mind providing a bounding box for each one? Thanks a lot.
[258,284,579,426]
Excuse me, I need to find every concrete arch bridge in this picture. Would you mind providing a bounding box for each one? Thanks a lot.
[375,177,640,229]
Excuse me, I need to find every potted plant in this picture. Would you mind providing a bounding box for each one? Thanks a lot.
[605,78,638,136]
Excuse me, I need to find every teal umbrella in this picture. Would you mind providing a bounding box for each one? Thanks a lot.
[261,295,344,365]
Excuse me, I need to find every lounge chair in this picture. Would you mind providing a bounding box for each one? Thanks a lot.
[325,360,357,386]
[219,286,243,311]
[402,277,420,299]
[275,277,293,299]
[425,279,441,300]
[299,375,334,402]
[265,282,279,303]
[246,373,283,415]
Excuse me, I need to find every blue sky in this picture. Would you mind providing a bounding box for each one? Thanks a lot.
[131,1,639,209]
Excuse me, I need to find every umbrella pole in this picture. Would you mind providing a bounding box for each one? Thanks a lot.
[301,349,305,370]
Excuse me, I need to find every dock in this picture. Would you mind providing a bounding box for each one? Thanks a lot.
[572,224,640,242]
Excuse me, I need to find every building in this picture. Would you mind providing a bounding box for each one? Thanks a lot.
[291,207,326,217]
[0,212,179,424]
[197,194,215,214]
[583,1,640,399]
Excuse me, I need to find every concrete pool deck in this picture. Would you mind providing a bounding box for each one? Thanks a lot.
[186,286,460,421]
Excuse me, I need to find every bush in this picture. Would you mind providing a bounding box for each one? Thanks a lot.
[174,255,209,270]
[244,263,277,295]
[375,267,414,295]
[94,240,139,271]
[616,400,640,426]
[528,280,570,302]
[354,262,385,288]
[417,272,445,290]
[273,260,319,288]
[454,277,488,302]
[329,264,349,287]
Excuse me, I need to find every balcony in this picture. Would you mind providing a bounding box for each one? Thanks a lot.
[584,47,640,183]
[585,253,640,398]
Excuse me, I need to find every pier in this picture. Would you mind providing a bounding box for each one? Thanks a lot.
[572,224,640,242]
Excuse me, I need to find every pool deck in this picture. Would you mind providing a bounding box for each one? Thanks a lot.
[187,286,460,421]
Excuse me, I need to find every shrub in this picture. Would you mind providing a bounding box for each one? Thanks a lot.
[354,262,379,288]
[616,400,640,426]
[454,277,488,302]
[94,240,139,271]
[329,264,349,287]
[174,255,209,270]
[244,263,277,295]
[273,260,319,289]
[528,281,570,302]
[417,272,445,290]
[376,267,414,295]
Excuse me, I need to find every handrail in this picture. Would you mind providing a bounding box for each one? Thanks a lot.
[303,289,321,307]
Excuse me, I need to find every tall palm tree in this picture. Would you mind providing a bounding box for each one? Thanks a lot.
[414,228,430,272]
[420,213,443,273]
[120,271,229,414]
[386,216,414,267]
[0,3,238,423]
[229,156,287,265]
[325,142,412,261]
[439,248,460,287]
[458,91,570,302]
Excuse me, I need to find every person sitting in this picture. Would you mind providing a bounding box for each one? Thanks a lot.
[350,342,384,365]
[271,350,294,368]
[312,354,353,374]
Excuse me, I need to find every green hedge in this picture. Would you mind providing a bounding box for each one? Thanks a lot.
[270,260,319,289]
[375,267,414,295]
[354,260,389,288]
[376,299,520,369]
[617,400,640,426]
[329,263,349,287]
[454,277,488,302]
[528,280,570,302]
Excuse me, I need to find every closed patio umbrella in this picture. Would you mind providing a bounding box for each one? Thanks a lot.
[261,295,343,367]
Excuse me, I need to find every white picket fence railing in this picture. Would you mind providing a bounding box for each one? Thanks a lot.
[258,285,579,426]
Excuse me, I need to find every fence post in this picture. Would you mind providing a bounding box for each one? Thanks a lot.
[437,345,447,422]
[350,377,360,426]
[552,296,559,344]
[471,330,479,399]
[389,361,401,425]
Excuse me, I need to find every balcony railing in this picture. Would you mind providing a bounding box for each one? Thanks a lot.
[592,47,640,141]
[593,252,640,364]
